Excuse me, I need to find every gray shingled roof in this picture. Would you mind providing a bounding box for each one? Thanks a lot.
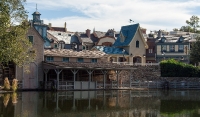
[43,61,133,69]
[44,49,108,58]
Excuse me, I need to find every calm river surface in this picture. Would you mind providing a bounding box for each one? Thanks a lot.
[1,90,200,117]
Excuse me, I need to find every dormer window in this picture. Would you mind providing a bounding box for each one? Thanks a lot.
[161,38,165,42]
[179,36,184,42]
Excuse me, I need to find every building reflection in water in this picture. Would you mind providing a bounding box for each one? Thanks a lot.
[1,90,200,117]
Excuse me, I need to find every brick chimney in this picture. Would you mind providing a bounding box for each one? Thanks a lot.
[64,22,67,32]
[49,23,52,28]
[86,29,91,37]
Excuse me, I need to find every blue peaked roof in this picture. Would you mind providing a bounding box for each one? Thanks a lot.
[113,23,139,47]
[94,46,129,55]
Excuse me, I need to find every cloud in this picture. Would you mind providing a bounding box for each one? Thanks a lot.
[26,0,200,33]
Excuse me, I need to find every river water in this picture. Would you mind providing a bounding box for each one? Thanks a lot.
[1,90,200,117]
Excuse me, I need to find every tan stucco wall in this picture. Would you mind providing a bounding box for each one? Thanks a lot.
[97,37,115,45]
[16,27,44,89]
[129,29,146,63]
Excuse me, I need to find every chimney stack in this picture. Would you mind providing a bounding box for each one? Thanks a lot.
[158,30,162,38]
[49,23,52,28]
[86,29,91,37]
[64,22,67,32]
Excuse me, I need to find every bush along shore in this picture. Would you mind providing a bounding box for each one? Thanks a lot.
[160,59,200,77]
[1,77,18,92]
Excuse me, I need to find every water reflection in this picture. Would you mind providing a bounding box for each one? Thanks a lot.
[1,90,200,117]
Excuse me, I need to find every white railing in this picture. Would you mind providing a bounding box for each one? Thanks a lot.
[112,62,160,66]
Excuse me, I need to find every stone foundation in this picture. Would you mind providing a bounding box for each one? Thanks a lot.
[93,66,200,83]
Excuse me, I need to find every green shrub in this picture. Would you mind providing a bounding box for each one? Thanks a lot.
[160,59,200,77]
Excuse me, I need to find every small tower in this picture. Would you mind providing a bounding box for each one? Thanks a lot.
[32,4,41,24]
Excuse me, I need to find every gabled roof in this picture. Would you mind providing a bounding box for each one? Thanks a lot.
[93,46,129,55]
[75,32,93,43]
[47,30,74,44]
[93,31,106,38]
[113,24,139,46]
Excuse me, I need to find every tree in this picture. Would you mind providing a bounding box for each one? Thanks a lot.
[190,37,200,65]
[0,0,35,67]
[173,28,179,31]
[179,26,193,32]
[186,15,200,33]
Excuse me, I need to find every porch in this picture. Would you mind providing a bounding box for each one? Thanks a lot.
[42,61,136,90]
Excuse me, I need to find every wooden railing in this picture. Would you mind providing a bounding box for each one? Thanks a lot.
[58,81,74,90]
[112,62,159,66]
[96,81,200,89]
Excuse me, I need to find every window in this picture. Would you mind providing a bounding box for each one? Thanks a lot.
[178,45,184,52]
[58,33,61,35]
[58,41,65,49]
[161,45,167,52]
[136,40,139,48]
[169,45,175,52]
[63,57,69,62]
[161,38,165,42]
[28,36,33,44]
[46,56,54,61]
[54,44,58,48]
[83,45,88,50]
[91,58,97,63]
[148,49,153,53]
[77,58,84,62]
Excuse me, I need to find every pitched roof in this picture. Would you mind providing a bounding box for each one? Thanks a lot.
[113,24,139,47]
[93,31,106,38]
[93,46,129,55]
[43,61,133,69]
[47,27,67,32]
[44,49,107,58]
[75,32,93,43]
[47,30,74,44]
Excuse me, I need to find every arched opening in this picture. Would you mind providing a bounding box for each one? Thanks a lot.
[133,56,142,64]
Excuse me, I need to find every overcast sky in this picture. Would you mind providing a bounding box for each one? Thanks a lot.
[25,0,200,33]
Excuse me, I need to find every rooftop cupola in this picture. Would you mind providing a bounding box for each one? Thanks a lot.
[32,4,41,23]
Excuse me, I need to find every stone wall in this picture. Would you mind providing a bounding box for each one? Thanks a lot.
[93,65,200,83]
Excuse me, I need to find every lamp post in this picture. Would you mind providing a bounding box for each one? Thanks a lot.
[162,51,165,61]
[122,49,125,62]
